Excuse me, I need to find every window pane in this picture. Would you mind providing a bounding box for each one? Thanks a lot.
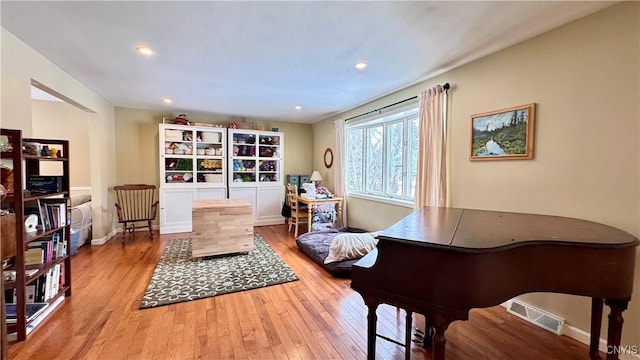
[346,129,363,192]
[366,126,383,193]
[385,122,403,197]
[344,105,420,205]
[407,117,419,198]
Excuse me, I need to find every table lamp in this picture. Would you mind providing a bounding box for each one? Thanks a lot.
[310,171,323,186]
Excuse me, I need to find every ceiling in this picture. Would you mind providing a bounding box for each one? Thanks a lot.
[1,1,614,124]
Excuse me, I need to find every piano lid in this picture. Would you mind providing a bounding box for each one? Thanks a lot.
[376,207,638,252]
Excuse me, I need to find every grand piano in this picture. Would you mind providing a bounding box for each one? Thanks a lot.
[351,207,638,360]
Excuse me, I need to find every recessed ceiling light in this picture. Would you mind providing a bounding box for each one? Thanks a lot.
[162,98,173,104]
[295,105,302,110]
[355,61,367,70]
[136,46,154,56]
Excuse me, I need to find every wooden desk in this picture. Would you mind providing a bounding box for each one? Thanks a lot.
[191,199,253,258]
[296,196,343,229]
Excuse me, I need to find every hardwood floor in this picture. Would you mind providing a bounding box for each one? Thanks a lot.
[7,225,601,359]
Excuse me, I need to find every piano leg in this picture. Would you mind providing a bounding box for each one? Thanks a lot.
[590,298,604,360]
[422,314,434,350]
[366,301,379,360]
[605,299,629,360]
[405,311,413,360]
[432,313,451,360]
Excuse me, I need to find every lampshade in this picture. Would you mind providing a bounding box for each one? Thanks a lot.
[310,171,323,182]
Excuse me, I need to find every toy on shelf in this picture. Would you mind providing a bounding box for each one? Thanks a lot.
[174,114,190,125]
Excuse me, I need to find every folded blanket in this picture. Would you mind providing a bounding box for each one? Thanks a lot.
[324,231,380,264]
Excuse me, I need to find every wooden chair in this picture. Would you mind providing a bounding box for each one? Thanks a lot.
[287,192,309,238]
[114,184,159,243]
[286,183,298,198]
[285,183,307,225]
[286,183,307,208]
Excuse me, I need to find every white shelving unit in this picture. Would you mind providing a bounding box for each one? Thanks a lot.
[159,124,228,234]
[228,129,285,226]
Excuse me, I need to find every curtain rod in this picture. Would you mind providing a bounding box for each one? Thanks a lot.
[344,83,450,122]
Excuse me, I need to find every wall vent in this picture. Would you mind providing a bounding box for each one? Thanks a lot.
[506,299,565,335]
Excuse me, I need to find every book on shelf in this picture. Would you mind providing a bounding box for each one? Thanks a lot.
[58,266,65,290]
[26,284,37,303]
[43,266,60,301]
[36,197,71,230]
[21,264,64,303]
[59,241,67,258]
[36,198,48,230]
[25,269,39,277]
[4,289,16,304]
[24,248,44,266]
[35,275,46,303]
[28,233,65,260]
[27,238,53,263]
[50,264,61,298]
[43,268,54,301]
[5,302,49,324]
[53,232,67,258]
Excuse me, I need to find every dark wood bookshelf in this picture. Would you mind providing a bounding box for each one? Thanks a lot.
[1,129,71,341]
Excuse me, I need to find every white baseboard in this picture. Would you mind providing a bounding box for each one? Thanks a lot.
[90,228,118,245]
[501,302,640,359]
[90,225,160,245]
[563,324,639,359]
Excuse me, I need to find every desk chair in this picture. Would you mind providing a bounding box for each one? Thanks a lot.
[287,192,309,238]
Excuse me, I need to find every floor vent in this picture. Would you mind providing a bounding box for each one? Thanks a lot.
[506,299,565,335]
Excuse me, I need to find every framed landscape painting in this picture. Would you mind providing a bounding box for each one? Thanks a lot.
[470,103,535,161]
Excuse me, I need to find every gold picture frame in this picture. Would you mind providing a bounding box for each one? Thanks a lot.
[470,103,535,161]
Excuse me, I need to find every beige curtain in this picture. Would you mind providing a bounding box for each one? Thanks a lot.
[415,85,447,208]
[333,119,347,226]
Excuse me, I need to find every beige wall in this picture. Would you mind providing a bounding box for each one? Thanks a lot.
[114,107,314,185]
[2,0,638,347]
[315,2,639,347]
[31,100,91,187]
[1,28,117,240]
[113,107,314,227]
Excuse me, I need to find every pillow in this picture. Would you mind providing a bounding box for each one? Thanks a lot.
[324,231,380,264]
[70,193,91,207]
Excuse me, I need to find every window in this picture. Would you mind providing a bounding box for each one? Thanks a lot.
[345,106,419,205]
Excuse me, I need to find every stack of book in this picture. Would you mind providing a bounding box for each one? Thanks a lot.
[5,302,49,324]
[36,197,71,231]
[24,233,67,266]
[5,264,64,304]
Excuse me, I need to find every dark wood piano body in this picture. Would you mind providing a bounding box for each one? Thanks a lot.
[351,207,638,360]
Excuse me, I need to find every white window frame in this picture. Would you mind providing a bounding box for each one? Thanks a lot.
[344,102,419,208]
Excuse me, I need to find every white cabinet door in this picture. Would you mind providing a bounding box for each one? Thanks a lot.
[228,187,285,226]
[256,186,285,226]
[196,187,226,200]
[228,187,257,221]
[159,189,194,234]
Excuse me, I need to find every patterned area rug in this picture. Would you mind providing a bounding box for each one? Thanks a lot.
[139,233,298,309]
